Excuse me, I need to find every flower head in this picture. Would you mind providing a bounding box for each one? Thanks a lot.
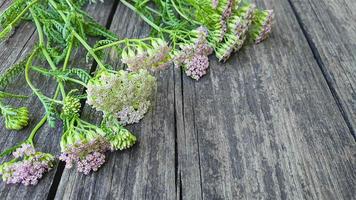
[174,26,213,80]
[59,135,111,173]
[77,152,106,174]
[184,55,210,80]
[86,69,156,123]
[0,151,54,186]
[59,115,137,174]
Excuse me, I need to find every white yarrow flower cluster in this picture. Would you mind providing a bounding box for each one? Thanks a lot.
[86,69,156,125]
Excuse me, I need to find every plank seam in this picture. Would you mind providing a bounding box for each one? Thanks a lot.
[286,0,356,141]
[192,82,204,200]
[46,163,65,200]
[173,67,181,200]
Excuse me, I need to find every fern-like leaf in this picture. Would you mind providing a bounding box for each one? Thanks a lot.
[85,21,117,40]
[0,0,27,28]
[35,90,57,127]
[68,68,91,84]
[86,39,115,63]
[0,25,13,41]
[0,55,30,89]
[0,91,28,99]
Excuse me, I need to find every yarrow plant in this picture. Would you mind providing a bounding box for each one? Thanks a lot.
[120,0,274,75]
[0,0,274,187]
[0,0,166,185]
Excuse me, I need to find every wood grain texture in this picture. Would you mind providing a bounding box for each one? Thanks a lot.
[175,0,356,199]
[288,0,356,138]
[0,2,116,199]
[54,3,177,200]
[1,0,355,199]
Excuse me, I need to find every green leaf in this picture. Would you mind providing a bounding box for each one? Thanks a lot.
[0,0,27,28]
[0,55,30,89]
[68,68,91,84]
[35,90,57,127]
[0,91,28,99]
[0,25,13,41]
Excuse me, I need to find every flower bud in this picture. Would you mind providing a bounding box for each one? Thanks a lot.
[109,128,137,150]
[62,96,81,119]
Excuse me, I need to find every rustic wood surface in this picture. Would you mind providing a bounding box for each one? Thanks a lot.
[288,0,356,139]
[0,0,355,199]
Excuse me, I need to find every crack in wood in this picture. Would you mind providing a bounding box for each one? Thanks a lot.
[286,0,356,141]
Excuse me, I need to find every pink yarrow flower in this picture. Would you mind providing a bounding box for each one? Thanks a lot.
[59,137,111,174]
[174,27,213,80]
[12,144,36,158]
[0,148,54,186]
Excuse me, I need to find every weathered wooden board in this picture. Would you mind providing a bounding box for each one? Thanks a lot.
[0,2,116,199]
[288,0,356,138]
[175,0,356,199]
[0,1,11,12]
[1,0,355,199]
[54,3,177,200]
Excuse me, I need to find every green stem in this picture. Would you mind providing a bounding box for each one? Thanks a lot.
[0,91,28,99]
[23,49,49,145]
[120,0,193,41]
[65,0,75,10]
[170,0,199,25]
[47,0,106,70]
[27,116,47,146]
[72,31,106,70]
[63,35,74,70]
[132,0,161,16]
[93,38,154,51]
[30,8,67,98]
[24,48,41,97]
[26,83,62,146]
[120,0,162,32]
[48,0,68,21]
[25,37,75,146]
[31,66,49,75]
[66,77,87,87]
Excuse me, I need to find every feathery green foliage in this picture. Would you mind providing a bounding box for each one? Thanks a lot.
[0,55,30,89]
[0,0,171,185]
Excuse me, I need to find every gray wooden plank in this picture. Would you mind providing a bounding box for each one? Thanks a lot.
[288,0,356,138]
[54,3,177,200]
[175,0,356,199]
[0,0,11,10]
[0,2,116,199]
